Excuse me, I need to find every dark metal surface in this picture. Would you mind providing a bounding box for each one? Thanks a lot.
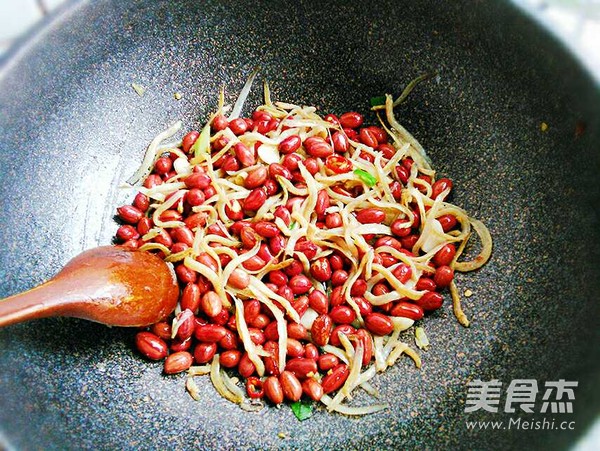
[1,1,599,450]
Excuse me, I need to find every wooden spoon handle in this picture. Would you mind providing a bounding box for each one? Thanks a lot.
[0,247,179,328]
[0,280,75,327]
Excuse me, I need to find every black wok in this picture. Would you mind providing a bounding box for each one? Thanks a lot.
[0,1,599,449]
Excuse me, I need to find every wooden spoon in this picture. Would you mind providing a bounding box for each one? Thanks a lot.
[0,246,179,328]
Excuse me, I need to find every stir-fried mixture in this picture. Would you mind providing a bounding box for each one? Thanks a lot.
[116,75,492,416]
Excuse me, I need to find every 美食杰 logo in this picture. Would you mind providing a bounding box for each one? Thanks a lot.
[465,379,577,414]
[463,379,578,431]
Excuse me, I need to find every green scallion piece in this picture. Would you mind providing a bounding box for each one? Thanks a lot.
[191,122,211,159]
[354,169,377,187]
[370,95,386,107]
[290,400,313,421]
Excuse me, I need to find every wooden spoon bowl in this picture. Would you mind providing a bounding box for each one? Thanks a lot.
[0,246,179,328]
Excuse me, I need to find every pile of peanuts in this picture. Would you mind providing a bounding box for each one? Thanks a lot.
[116,106,459,406]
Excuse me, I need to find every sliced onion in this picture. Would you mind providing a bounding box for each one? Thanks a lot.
[233,297,266,376]
[420,218,445,253]
[390,317,414,332]
[257,143,280,164]
[184,256,228,306]
[240,399,265,412]
[229,67,260,120]
[152,190,186,228]
[300,308,319,331]
[186,376,201,401]
[221,368,245,401]
[415,326,430,350]
[249,278,300,324]
[139,181,186,202]
[320,394,388,416]
[188,365,212,376]
[341,340,363,397]
[210,355,243,404]
[373,336,386,372]
[138,243,171,255]
[127,120,182,185]
[173,157,192,175]
[450,280,470,327]
[405,346,422,368]
[386,342,408,366]
[321,344,350,364]
[453,218,493,272]
[247,282,288,374]
[337,332,355,361]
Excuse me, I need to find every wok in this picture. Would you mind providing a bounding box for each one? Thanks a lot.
[0,1,599,449]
